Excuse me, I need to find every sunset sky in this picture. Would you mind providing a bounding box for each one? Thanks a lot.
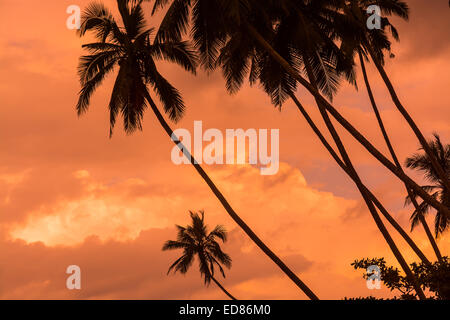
[0,0,449,299]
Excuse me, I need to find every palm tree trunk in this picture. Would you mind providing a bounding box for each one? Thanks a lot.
[419,214,443,261]
[289,93,431,266]
[245,23,450,218]
[210,275,237,300]
[142,90,319,300]
[301,56,426,299]
[358,50,399,167]
[358,50,443,262]
[364,42,450,193]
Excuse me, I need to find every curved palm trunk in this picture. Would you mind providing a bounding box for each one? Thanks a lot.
[245,24,450,218]
[289,92,431,266]
[210,275,237,300]
[364,43,450,193]
[358,50,443,262]
[142,90,319,300]
[301,55,426,299]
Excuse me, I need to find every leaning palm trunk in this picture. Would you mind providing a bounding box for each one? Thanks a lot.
[289,92,431,267]
[142,90,319,300]
[358,50,443,262]
[210,275,237,300]
[289,93,428,299]
[245,24,450,218]
[300,55,426,299]
[364,42,450,193]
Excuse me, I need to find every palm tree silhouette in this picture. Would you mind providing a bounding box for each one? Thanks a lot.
[337,0,450,195]
[250,0,426,297]
[405,135,450,239]
[163,210,236,300]
[151,0,437,299]
[77,1,195,135]
[152,0,450,223]
[335,0,442,261]
[75,0,318,300]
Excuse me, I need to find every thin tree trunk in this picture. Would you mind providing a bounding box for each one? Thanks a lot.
[358,50,443,262]
[364,42,450,193]
[419,214,443,261]
[211,275,237,300]
[289,92,431,266]
[245,23,450,218]
[143,90,319,300]
[358,51,398,167]
[301,56,426,299]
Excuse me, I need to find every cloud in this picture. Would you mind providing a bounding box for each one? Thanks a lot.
[0,163,354,299]
[2,161,447,299]
[0,225,313,299]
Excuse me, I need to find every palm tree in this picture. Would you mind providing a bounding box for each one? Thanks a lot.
[337,0,450,195]
[266,1,448,217]
[252,0,426,298]
[151,0,450,220]
[336,0,443,261]
[163,210,236,300]
[405,135,450,238]
[76,0,318,300]
[151,0,430,298]
[287,94,431,267]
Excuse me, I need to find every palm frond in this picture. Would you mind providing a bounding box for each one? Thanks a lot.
[76,58,117,116]
[163,210,232,283]
[191,0,227,69]
[154,0,191,43]
[208,225,228,243]
[150,40,198,74]
[81,42,122,53]
[217,32,253,94]
[78,49,120,84]
[78,1,124,44]
[151,71,185,122]
[117,0,146,39]
[162,240,190,251]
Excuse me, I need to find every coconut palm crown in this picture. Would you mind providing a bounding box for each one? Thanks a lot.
[406,134,450,237]
[76,0,197,136]
[163,210,236,299]
[163,210,232,283]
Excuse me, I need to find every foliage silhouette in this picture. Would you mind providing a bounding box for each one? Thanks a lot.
[76,0,318,300]
[406,135,450,238]
[150,0,450,299]
[163,210,236,300]
[337,0,443,262]
[352,256,450,300]
[151,0,449,217]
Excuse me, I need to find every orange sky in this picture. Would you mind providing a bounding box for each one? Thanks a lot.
[0,0,449,299]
